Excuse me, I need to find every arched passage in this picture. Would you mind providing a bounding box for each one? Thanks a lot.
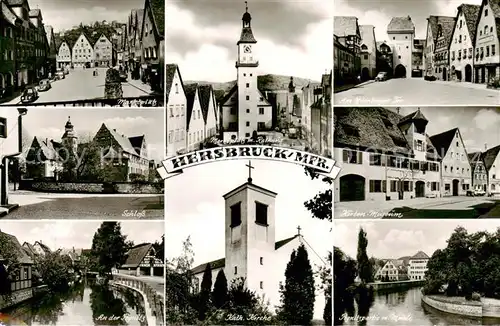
[394,64,406,78]
[339,174,365,201]
[465,64,472,82]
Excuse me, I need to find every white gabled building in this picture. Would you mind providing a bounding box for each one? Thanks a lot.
[474,0,500,84]
[408,251,429,280]
[72,33,94,68]
[482,145,500,195]
[165,64,187,157]
[449,4,481,83]
[359,25,377,80]
[198,84,218,139]
[56,40,72,70]
[375,259,408,281]
[185,83,205,152]
[429,128,472,196]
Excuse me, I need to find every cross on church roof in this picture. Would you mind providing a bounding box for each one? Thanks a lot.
[297,225,301,235]
[246,160,254,183]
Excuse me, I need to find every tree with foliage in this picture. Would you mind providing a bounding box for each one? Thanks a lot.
[317,251,332,325]
[212,269,228,309]
[90,222,127,278]
[60,144,78,181]
[166,236,198,325]
[152,235,165,260]
[196,263,213,320]
[334,247,357,325]
[278,244,315,325]
[357,228,373,283]
[36,251,74,292]
[304,167,332,222]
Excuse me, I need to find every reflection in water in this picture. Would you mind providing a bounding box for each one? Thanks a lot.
[336,287,500,326]
[3,279,147,326]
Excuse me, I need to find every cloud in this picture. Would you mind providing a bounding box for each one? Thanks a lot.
[36,127,64,142]
[166,2,331,82]
[474,109,500,131]
[103,116,152,130]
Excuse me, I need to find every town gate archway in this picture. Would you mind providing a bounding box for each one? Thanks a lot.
[452,179,460,196]
[394,64,406,78]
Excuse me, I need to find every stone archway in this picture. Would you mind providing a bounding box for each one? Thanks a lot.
[361,67,370,81]
[452,179,459,196]
[465,64,472,82]
[442,67,447,81]
[394,64,406,78]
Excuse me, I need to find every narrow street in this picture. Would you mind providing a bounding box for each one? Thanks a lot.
[334,78,499,105]
[2,191,164,219]
[3,68,154,105]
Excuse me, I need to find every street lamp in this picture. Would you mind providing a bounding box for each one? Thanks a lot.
[14,108,28,191]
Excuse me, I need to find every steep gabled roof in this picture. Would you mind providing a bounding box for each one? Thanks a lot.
[165,63,186,100]
[398,108,428,125]
[359,25,376,52]
[185,83,199,129]
[387,16,415,33]
[427,16,455,43]
[191,235,299,274]
[150,0,164,36]
[455,4,481,45]
[482,145,500,171]
[429,128,459,160]
[468,151,484,171]
[1,1,21,26]
[122,243,153,268]
[0,231,33,265]
[129,135,145,155]
[334,16,359,36]
[198,84,213,123]
[410,251,429,260]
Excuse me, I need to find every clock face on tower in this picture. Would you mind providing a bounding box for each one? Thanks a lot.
[244,45,252,53]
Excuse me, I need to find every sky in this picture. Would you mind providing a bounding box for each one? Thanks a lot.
[334,219,500,260]
[396,107,500,154]
[166,0,333,82]
[0,220,164,251]
[165,160,332,268]
[27,0,145,32]
[335,0,483,41]
[0,108,165,164]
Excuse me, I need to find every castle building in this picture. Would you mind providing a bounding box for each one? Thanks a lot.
[387,16,415,78]
[190,165,326,320]
[220,5,273,141]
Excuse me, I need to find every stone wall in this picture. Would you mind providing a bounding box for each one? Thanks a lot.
[20,180,164,194]
[422,295,483,317]
[0,288,33,310]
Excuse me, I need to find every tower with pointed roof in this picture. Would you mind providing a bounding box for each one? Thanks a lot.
[398,108,429,161]
[61,116,78,154]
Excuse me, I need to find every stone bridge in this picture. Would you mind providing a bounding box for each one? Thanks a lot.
[111,274,164,326]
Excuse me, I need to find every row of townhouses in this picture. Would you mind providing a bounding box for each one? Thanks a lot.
[0,0,53,91]
[166,6,332,158]
[374,251,430,281]
[55,0,164,91]
[25,117,154,182]
[334,107,500,203]
[334,0,500,85]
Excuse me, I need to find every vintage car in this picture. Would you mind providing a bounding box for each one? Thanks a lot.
[375,72,388,81]
[20,87,38,103]
[38,79,51,92]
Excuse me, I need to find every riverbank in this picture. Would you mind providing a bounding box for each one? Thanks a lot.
[422,294,500,318]
[367,279,426,293]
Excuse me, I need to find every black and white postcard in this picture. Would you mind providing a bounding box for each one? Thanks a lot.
[334,106,500,219]
[334,0,500,105]
[0,0,164,107]
[0,220,164,325]
[165,0,332,158]
[334,219,500,325]
[0,107,164,219]
[165,160,332,325]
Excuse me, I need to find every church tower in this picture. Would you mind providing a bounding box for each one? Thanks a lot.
[223,161,277,299]
[236,2,259,139]
[61,116,78,154]
[286,76,295,125]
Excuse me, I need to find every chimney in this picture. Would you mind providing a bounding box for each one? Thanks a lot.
[485,143,488,150]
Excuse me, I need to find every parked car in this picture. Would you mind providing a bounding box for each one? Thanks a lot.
[55,71,65,80]
[424,74,437,81]
[119,71,128,82]
[38,79,51,92]
[474,189,486,196]
[20,87,38,103]
[375,72,388,81]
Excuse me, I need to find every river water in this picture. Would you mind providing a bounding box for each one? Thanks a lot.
[338,287,500,326]
[2,279,147,326]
